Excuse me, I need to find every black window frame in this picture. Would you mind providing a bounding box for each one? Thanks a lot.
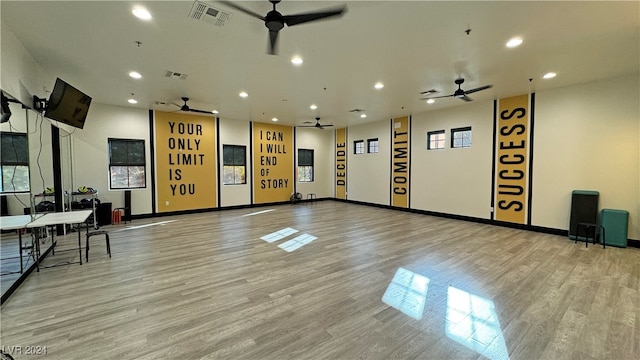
[367,138,379,153]
[427,130,446,150]
[297,148,314,182]
[1,131,30,193]
[354,140,365,154]
[222,144,247,185]
[451,126,472,148]
[108,138,147,190]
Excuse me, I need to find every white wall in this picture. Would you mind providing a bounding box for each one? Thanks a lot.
[295,127,334,199]
[71,103,152,215]
[3,18,638,239]
[0,104,61,215]
[0,21,51,105]
[347,120,391,205]
[533,75,640,238]
[218,117,251,207]
[411,101,494,218]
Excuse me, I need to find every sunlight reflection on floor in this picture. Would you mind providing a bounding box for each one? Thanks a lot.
[382,267,430,320]
[446,286,510,360]
[382,268,510,359]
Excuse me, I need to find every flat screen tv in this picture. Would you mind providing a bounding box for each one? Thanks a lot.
[45,78,92,129]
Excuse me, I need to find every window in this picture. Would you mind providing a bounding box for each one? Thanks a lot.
[108,138,146,189]
[354,140,364,154]
[223,145,246,185]
[427,130,445,150]
[1,132,30,193]
[367,138,379,153]
[451,127,472,148]
[297,149,314,182]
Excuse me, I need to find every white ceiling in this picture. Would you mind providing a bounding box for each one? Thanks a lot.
[2,1,639,128]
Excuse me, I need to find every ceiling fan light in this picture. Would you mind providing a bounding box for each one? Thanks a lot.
[239,91,248,98]
[543,72,557,79]
[506,37,523,48]
[272,117,278,122]
[128,71,142,79]
[360,114,367,118]
[291,56,303,65]
[128,98,138,104]
[427,99,435,104]
[132,7,152,20]
[310,104,317,110]
[374,82,384,89]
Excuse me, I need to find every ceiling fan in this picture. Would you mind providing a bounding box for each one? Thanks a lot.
[219,0,347,55]
[421,78,492,102]
[176,97,216,114]
[299,117,333,129]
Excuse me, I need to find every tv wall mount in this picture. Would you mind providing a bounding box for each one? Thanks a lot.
[33,95,48,112]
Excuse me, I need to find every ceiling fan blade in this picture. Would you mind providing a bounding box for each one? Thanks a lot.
[459,95,474,102]
[321,124,334,128]
[218,1,265,20]
[283,6,347,26]
[268,30,279,55]
[420,94,454,100]
[464,84,492,95]
[189,108,215,115]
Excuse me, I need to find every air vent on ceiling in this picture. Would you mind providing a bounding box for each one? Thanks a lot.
[189,1,232,27]
[164,70,188,80]
[153,100,170,106]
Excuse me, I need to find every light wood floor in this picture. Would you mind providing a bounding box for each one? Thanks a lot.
[1,201,638,359]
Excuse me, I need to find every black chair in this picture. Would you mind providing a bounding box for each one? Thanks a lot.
[86,230,111,261]
[575,222,606,249]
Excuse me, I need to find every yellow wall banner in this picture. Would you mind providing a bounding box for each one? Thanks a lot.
[391,116,410,208]
[335,128,347,199]
[154,111,217,212]
[493,94,532,224]
[252,122,294,203]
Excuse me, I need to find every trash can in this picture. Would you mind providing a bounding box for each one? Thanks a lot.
[600,209,629,248]
[97,202,112,226]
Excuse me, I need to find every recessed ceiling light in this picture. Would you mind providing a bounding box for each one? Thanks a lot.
[374,82,384,89]
[543,72,557,79]
[426,99,435,104]
[291,56,303,65]
[272,117,278,122]
[128,71,142,79]
[132,7,152,20]
[360,114,367,118]
[212,110,219,114]
[239,91,248,98]
[310,104,317,110]
[128,98,138,104]
[506,37,523,48]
